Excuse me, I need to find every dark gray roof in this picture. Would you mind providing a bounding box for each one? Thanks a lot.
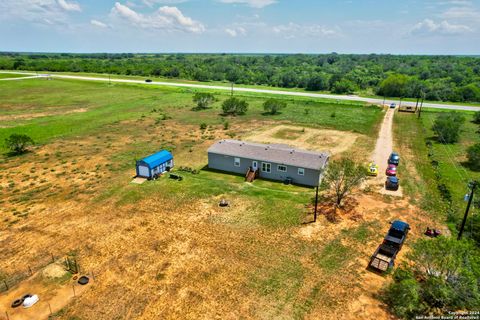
[208,139,329,170]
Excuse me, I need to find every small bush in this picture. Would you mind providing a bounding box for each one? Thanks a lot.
[200,123,207,130]
[223,121,229,130]
[466,143,480,171]
[4,134,34,154]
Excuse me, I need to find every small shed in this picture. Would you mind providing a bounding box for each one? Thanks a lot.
[136,150,174,179]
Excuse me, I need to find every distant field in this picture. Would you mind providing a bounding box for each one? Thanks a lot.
[0,77,383,152]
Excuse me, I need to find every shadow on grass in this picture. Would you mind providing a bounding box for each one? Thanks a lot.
[4,150,32,158]
[460,161,480,172]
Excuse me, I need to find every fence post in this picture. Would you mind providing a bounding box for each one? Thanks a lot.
[72,285,76,297]
[48,302,53,315]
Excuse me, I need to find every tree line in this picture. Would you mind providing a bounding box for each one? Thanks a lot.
[1,52,480,102]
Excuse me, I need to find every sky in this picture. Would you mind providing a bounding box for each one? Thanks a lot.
[0,0,480,54]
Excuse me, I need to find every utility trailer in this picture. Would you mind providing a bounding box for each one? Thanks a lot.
[369,244,399,272]
[368,220,410,273]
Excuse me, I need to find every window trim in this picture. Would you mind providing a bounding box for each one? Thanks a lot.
[262,162,272,173]
[298,168,305,176]
[234,157,241,167]
[277,165,287,173]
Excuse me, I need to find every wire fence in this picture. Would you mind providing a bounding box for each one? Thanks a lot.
[0,252,58,293]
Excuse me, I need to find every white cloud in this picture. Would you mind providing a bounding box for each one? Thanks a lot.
[142,0,189,7]
[111,2,205,33]
[57,0,81,12]
[441,6,480,20]
[0,0,75,24]
[410,19,472,35]
[219,0,276,8]
[91,19,109,28]
[272,22,340,39]
[225,26,246,37]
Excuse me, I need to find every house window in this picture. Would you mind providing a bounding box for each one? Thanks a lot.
[262,162,271,173]
[298,168,305,176]
[234,157,241,167]
[277,165,287,172]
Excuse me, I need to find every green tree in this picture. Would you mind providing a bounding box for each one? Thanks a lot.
[331,79,356,94]
[321,158,367,207]
[377,74,409,97]
[467,143,480,171]
[432,112,465,144]
[222,97,248,116]
[473,111,480,124]
[263,98,286,115]
[192,92,215,110]
[5,134,34,154]
[385,237,480,318]
[306,74,329,91]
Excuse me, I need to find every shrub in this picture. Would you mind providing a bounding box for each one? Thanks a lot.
[466,143,480,171]
[222,97,248,116]
[263,98,286,115]
[5,134,34,154]
[200,123,207,130]
[473,111,480,124]
[432,112,465,144]
[192,93,215,110]
[223,121,229,130]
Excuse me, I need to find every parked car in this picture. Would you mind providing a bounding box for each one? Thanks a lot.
[368,162,379,176]
[145,79,152,83]
[384,220,410,249]
[388,152,400,165]
[386,164,397,176]
[385,176,399,191]
[390,103,396,109]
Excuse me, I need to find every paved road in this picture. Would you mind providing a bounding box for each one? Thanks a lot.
[1,71,479,111]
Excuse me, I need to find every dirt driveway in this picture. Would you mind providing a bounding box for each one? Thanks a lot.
[370,107,403,197]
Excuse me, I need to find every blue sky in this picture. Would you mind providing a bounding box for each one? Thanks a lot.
[1,0,479,54]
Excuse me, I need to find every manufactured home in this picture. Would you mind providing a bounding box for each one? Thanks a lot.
[136,150,174,179]
[208,140,329,187]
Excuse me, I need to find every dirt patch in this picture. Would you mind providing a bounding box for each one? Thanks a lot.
[0,108,87,122]
[0,267,91,320]
[42,263,68,279]
[245,124,361,155]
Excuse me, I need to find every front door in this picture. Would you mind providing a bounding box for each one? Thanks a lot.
[252,161,258,171]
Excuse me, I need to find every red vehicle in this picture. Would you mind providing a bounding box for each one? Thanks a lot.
[386,164,397,176]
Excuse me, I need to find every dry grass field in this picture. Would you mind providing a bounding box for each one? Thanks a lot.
[0,77,442,320]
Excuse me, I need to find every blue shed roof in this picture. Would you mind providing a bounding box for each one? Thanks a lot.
[391,220,409,232]
[138,150,173,168]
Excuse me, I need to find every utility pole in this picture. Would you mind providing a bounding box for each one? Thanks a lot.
[314,186,319,222]
[417,94,425,119]
[382,96,386,106]
[231,82,234,97]
[458,181,478,240]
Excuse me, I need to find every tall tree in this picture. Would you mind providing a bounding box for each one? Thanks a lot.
[321,158,367,207]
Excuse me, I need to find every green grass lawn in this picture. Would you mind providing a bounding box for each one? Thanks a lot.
[394,110,480,224]
[0,73,31,79]
[0,78,383,153]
